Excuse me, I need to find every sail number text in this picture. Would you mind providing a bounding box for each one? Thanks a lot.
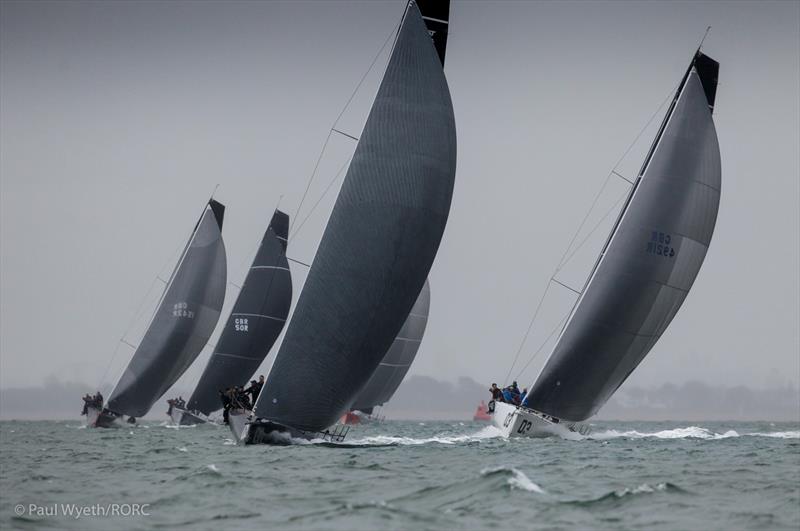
[646,231,675,258]
[234,318,249,332]
[172,302,194,319]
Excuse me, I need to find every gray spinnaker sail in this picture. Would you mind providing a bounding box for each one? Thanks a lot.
[526,52,721,422]
[254,2,456,432]
[106,199,227,418]
[185,210,291,415]
[352,279,430,412]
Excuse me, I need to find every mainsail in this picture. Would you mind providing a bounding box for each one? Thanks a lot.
[351,279,431,412]
[525,52,721,422]
[106,199,227,418]
[185,210,292,415]
[254,0,456,432]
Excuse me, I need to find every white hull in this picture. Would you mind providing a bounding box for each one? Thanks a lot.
[168,406,210,426]
[490,401,582,439]
[85,406,102,428]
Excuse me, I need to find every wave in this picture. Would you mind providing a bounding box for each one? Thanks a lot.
[311,425,505,447]
[480,466,546,493]
[747,431,800,439]
[589,426,799,440]
[566,482,686,507]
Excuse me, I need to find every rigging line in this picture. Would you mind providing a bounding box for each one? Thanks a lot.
[554,80,680,273]
[503,280,553,385]
[551,278,581,296]
[290,20,400,234]
[698,26,712,50]
[515,312,571,383]
[97,274,163,390]
[612,170,633,185]
[287,257,311,268]
[288,154,353,243]
[557,190,630,272]
[332,128,359,142]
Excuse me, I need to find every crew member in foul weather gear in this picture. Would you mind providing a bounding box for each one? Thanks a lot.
[81,394,92,415]
[219,388,232,424]
[489,383,503,401]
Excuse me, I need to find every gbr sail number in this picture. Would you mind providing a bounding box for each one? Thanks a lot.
[646,231,675,258]
[234,317,249,332]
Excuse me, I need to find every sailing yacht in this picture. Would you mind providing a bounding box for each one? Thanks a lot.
[491,50,721,438]
[86,198,227,427]
[228,0,456,444]
[169,210,292,426]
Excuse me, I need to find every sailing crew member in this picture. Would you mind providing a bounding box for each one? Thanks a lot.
[81,394,92,415]
[489,383,503,402]
[219,388,232,424]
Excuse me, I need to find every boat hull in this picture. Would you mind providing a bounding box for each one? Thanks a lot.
[85,406,121,428]
[490,401,574,439]
[168,406,209,426]
[228,409,349,445]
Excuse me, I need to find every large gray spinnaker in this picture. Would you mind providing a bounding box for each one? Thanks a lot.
[254,1,456,433]
[351,279,430,413]
[525,52,721,422]
[106,199,227,418]
[185,210,291,416]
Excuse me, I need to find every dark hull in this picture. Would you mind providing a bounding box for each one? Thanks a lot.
[228,409,348,445]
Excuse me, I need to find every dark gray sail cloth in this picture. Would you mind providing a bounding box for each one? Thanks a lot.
[107,200,227,418]
[185,210,291,415]
[352,280,430,412]
[256,3,456,432]
[526,54,721,422]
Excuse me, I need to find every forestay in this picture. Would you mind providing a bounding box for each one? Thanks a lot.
[107,199,227,418]
[255,1,456,432]
[526,53,721,422]
[185,210,291,415]
[351,279,431,412]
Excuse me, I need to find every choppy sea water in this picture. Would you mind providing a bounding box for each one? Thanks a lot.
[1,420,798,530]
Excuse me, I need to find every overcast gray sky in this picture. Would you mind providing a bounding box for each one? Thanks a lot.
[1,0,798,396]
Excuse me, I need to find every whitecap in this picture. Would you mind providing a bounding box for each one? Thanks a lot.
[589,426,740,440]
[480,466,546,493]
[176,446,188,453]
[616,482,668,497]
[748,431,800,439]
[207,464,220,473]
[339,426,504,447]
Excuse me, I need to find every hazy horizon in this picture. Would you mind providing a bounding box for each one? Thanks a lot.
[1,1,798,401]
